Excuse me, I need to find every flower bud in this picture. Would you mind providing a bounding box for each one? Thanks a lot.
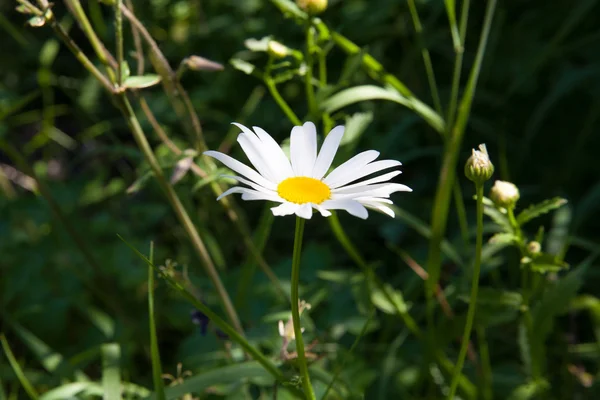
[490,180,520,209]
[267,40,290,58]
[296,0,328,14]
[527,241,541,255]
[465,144,494,184]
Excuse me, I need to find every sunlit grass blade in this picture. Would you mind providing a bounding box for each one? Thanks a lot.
[148,242,166,400]
[116,234,301,396]
[0,334,39,400]
[101,343,122,400]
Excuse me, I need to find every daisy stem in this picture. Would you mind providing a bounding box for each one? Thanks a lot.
[447,183,484,399]
[291,217,316,400]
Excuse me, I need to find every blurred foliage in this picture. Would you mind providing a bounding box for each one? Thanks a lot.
[1,0,600,399]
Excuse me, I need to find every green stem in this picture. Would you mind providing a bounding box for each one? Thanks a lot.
[477,326,493,400]
[265,78,302,125]
[148,243,166,400]
[117,94,244,335]
[115,0,124,86]
[291,217,315,400]
[447,184,484,399]
[446,0,471,129]
[407,0,443,115]
[0,335,39,400]
[424,0,496,367]
[305,24,317,118]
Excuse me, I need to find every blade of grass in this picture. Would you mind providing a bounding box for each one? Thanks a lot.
[101,343,122,400]
[117,235,302,397]
[0,334,39,400]
[148,242,166,400]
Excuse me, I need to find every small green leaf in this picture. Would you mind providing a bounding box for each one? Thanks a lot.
[530,252,569,274]
[483,205,512,232]
[230,58,257,76]
[488,232,519,245]
[244,36,272,52]
[516,197,568,225]
[123,74,161,89]
[371,285,408,314]
[471,288,523,307]
[27,16,45,27]
[507,379,549,400]
[120,60,131,81]
[101,343,122,400]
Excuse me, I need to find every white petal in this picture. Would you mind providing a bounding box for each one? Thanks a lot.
[204,151,276,190]
[237,134,277,182]
[311,125,344,179]
[249,125,294,181]
[220,175,281,199]
[217,186,281,202]
[312,203,332,217]
[359,200,396,218]
[355,196,393,204]
[323,150,380,187]
[290,122,317,176]
[295,203,313,219]
[271,202,300,217]
[320,199,369,219]
[328,159,402,189]
[332,170,401,193]
[333,183,412,198]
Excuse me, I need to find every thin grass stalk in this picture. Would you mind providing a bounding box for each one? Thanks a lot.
[0,335,39,400]
[424,0,497,361]
[447,184,484,398]
[290,217,316,400]
[406,0,443,115]
[148,243,166,400]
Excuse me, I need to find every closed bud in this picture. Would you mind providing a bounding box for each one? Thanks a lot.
[527,241,541,255]
[465,144,494,184]
[296,0,328,14]
[183,55,224,72]
[490,180,520,209]
[267,40,290,58]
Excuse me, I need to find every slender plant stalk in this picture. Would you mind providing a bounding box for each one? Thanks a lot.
[0,335,39,400]
[443,0,462,52]
[446,0,471,129]
[453,182,470,249]
[290,217,316,400]
[447,184,484,399]
[424,0,497,362]
[117,94,244,335]
[477,326,493,400]
[266,78,302,125]
[406,0,443,115]
[305,24,317,118]
[115,0,124,86]
[147,243,166,400]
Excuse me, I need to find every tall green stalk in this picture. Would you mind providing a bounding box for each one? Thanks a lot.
[447,183,484,398]
[291,217,315,400]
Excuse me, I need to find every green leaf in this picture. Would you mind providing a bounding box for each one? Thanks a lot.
[461,288,523,327]
[123,74,161,89]
[320,85,444,133]
[270,0,309,20]
[371,285,408,314]
[120,60,131,81]
[230,58,257,76]
[488,232,519,245]
[529,252,569,274]
[507,379,549,400]
[39,383,90,400]
[340,112,373,147]
[0,335,39,400]
[101,343,122,400]
[148,362,275,400]
[483,205,512,232]
[516,197,568,225]
[471,288,523,307]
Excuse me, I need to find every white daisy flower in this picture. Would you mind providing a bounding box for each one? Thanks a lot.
[204,122,412,219]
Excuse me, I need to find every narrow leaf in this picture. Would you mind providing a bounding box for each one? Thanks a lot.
[516,197,568,225]
[123,74,162,89]
[0,335,39,400]
[101,343,122,400]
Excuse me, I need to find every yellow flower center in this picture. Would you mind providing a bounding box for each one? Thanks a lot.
[277,176,331,204]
